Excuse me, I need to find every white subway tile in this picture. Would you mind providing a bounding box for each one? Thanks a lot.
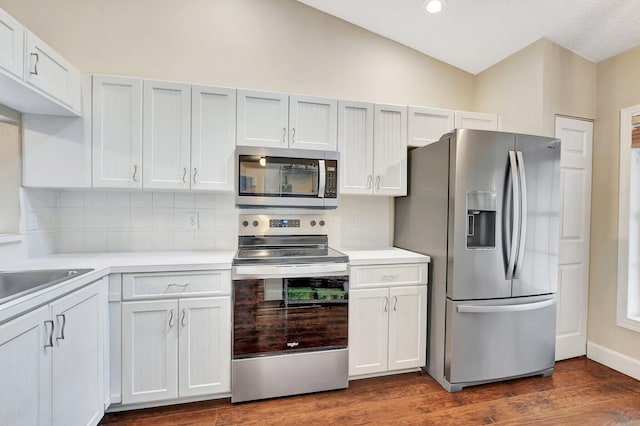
[130,208,153,230]
[153,208,174,229]
[153,192,174,208]
[197,209,216,230]
[107,191,131,208]
[174,193,195,209]
[130,231,154,251]
[195,231,216,250]
[84,231,108,252]
[59,231,83,253]
[152,231,173,250]
[130,192,152,208]
[215,192,235,207]
[84,191,108,208]
[214,208,237,230]
[107,231,130,252]
[84,207,108,229]
[58,191,84,208]
[107,207,131,230]
[195,193,216,209]
[213,229,236,250]
[173,230,195,250]
[59,208,84,230]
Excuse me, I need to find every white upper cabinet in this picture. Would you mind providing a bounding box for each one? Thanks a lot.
[24,30,81,112]
[454,111,499,131]
[289,95,337,150]
[92,75,143,189]
[191,86,236,191]
[143,80,192,190]
[237,89,337,150]
[0,8,23,78]
[338,100,374,194]
[237,89,288,148]
[408,106,454,147]
[374,104,407,196]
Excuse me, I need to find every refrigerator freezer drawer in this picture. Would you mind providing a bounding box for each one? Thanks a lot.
[445,295,556,385]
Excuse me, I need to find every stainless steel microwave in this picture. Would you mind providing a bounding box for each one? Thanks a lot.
[235,147,339,209]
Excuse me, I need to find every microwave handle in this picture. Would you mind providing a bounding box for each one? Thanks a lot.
[318,159,326,198]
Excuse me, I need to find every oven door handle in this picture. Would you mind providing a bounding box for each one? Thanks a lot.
[233,263,348,278]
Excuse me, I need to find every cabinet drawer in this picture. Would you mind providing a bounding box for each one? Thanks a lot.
[122,270,231,300]
[350,263,427,289]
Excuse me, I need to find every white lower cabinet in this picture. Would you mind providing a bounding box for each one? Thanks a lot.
[0,280,106,426]
[121,296,230,404]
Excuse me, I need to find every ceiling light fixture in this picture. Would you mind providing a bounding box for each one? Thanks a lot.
[424,0,446,14]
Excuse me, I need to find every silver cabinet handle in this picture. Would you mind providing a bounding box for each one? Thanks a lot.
[376,176,381,190]
[281,127,286,144]
[168,309,175,328]
[291,127,296,144]
[56,314,66,341]
[30,52,39,75]
[44,320,54,349]
[182,167,187,183]
[132,165,139,182]
[393,296,398,312]
[167,283,189,292]
[382,274,399,280]
[367,175,373,189]
[384,296,389,312]
[181,309,186,327]
[193,168,198,184]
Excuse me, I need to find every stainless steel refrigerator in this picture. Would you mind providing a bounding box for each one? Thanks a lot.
[394,129,561,392]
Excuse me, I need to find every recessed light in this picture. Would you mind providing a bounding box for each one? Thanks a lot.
[424,0,446,14]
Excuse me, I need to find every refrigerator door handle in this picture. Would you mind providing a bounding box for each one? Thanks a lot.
[514,151,528,278]
[457,299,555,313]
[506,151,520,280]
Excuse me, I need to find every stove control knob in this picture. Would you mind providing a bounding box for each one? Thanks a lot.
[310,220,316,227]
[252,220,259,227]
[242,220,249,227]
[319,220,326,227]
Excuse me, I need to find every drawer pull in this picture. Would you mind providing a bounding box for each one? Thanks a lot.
[382,274,399,280]
[167,283,190,292]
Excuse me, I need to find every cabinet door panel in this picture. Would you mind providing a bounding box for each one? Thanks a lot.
[348,288,388,376]
[374,104,407,196]
[454,111,499,131]
[92,75,143,188]
[408,106,454,147]
[191,86,236,191]
[122,300,178,403]
[143,80,191,190]
[50,281,105,426]
[236,89,288,148]
[178,297,231,397]
[0,8,24,78]
[289,95,337,151]
[388,286,427,371]
[0,306,50,426]
[338,100,374,194]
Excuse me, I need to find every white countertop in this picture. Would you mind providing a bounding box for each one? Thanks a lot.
[338,247,430,266]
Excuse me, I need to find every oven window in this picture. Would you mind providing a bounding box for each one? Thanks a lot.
[239,155,319,197]
[233,276,348,358]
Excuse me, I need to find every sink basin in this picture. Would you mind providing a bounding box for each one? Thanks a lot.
[0,268,94,304]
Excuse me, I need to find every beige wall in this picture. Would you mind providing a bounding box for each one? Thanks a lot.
[0,0,473,109]
[590,45,640,359]
[474,38,596,137]
[0,105,21,235]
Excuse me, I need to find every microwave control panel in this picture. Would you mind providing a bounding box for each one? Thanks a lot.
[324,160,338,198]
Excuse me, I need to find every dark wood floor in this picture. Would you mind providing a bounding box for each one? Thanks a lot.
[101,357,640,425]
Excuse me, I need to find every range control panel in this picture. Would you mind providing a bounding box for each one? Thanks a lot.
[239,215,328,236]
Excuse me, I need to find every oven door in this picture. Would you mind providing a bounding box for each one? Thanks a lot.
[233,271,349,359]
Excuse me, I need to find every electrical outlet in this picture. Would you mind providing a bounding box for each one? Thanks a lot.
[27,213,39,231]
[186,212,199,230]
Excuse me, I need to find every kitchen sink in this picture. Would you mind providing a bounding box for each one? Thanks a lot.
[0,268,94,304]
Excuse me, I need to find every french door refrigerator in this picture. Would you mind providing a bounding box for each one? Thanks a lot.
[394,129,561,392]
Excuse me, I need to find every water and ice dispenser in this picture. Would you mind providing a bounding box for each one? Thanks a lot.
[466,191,496,249]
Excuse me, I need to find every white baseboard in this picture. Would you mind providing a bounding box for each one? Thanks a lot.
[587,341,640,381]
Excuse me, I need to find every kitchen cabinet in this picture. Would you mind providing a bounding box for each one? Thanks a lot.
[92,75,143,189]
[237,89,337,150]
[0,8,24,79]
[338,101,407,196]
[120,271,231,405]
[143,80,192,190]
[0,279,106,426]
[349,262,428,377]
[454,110,499,131]
[408,106,454,147]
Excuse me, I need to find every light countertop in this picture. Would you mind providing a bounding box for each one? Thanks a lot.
[338,247,430,266]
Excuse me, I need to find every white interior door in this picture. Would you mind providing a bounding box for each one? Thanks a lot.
[554,116,593,361]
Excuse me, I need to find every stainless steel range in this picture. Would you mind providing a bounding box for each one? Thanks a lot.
[231,214,349,403]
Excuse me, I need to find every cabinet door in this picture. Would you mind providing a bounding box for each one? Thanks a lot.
[338,100,374,194]
[0,8,24,78]
[388,286,427,371]
[191,86,236,191]
[92,75,143,189]
[373,104,407,196]
[122,300,179,404]
[236,89,288,148]
[289,95,337,151]
[24,30,81,112]
[348,288,389,376]
[408,106,454,147]
[454,111,499,131]
[143,80,191,190]
[50,281,105,426]
[0,306,50,426]
[178,297,231,397]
